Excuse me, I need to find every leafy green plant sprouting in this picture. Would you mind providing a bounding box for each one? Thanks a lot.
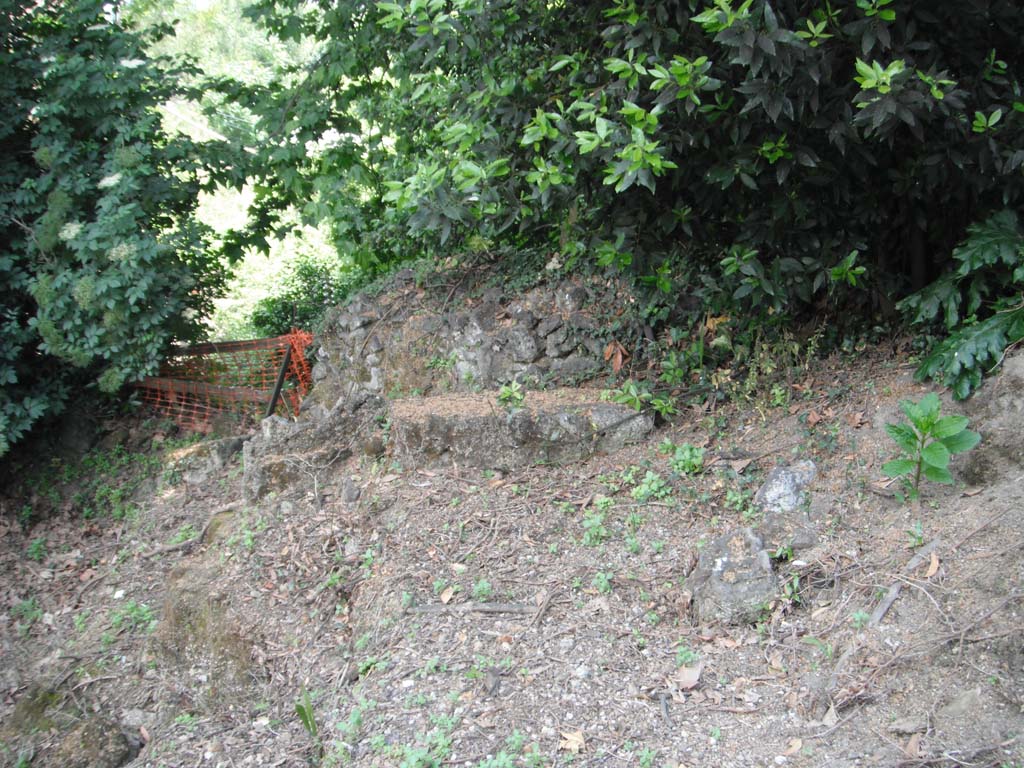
[12,598,42,635]
[782,574,802,605]
[882,393,980,497]
[592,571,613,594]
[802,635,834,659]
[170,525,197,546]
[631,471,671,502]
[581,509,609,546]
[472,579,493,600]
[675,643,699,666]
[426,353,458,372]
[668,443,705,475]
[111,601,156,633]
[607,380,651,411]
[26,537,47,563]
[295,687,322,761]
[497,381,525,410]
[906,520,925,549]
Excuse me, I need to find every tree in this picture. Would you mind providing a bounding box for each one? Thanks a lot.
[241,0,1024,384]
[0,0,245,456]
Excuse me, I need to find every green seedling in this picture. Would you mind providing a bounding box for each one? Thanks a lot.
[26,537,47,562]
[295,687,322,759]
[669,443,705,475]
[906,520,925,548]
[882,392,980,497]
[675,643,699,666]
[631,471,671,501]
[581,509,609,546]
[497,381,525,409]
[472,578,493,600]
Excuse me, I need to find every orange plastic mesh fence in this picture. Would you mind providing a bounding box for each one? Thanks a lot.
[134,330,314,432]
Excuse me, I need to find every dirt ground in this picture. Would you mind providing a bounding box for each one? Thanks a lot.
[1,344,1022,768]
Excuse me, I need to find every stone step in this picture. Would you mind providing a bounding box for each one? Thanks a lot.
[389,388,653,470]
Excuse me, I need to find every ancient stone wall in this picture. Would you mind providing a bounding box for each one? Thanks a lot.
[301,269,632,421]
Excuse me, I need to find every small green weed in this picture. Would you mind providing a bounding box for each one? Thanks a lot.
[426,353,457,371]
[497,381,525,409]
[782,574,802,605]
[631,471,671,502]
[592,571,613,594]
[170,524,197,545]
[472,579,493,600]
[906,520,925,549]
[802,636,833,659]
[12,597,42,634]
[606,379,651,411]
[675,643,699,666]
[111,601,156,633]
[668,443,705,475]
[851,610,870,629]
[26,537,47,562]
[637,746,658,768]
[581,509,609,546]
[294,687,322,760]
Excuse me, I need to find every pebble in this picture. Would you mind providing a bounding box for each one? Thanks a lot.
[558,636,576,653]
[573,664,591,679]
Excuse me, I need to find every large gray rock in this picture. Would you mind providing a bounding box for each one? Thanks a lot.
[753,461,818,552]
[243,415,358,500]
[688,528,777,625]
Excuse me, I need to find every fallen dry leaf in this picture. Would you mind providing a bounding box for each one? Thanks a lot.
[783,738,802,756]
[845,410,867,428]
[559,730,585,753]
[730,458,752,474]
[807,410,822,427]
[705,314,729,333]
[670,662,703,691]
[925,551,940,578]
[903,733,922,758]
[439,586,455,604]
[603,340,630,374]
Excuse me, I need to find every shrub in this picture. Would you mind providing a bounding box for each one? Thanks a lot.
[900,210,1024,397]
[243,0,1024,323]
[250,253,362,336]
[0,1,244,455]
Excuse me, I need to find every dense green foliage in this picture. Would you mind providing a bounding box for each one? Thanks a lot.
[231,0,1023,390]
[238,2,1022,304]
[0,1,243,456]
[3,0,1023,455]
[250,251,363,336]
[901,210,1024,398]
